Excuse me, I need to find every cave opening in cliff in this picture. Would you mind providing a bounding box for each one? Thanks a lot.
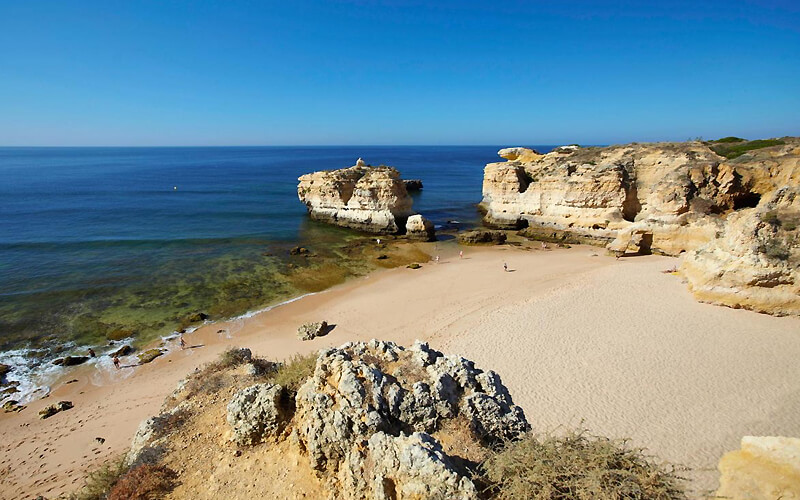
[515,167,534,193]
[732,192,761,210]
[622,185,642,222]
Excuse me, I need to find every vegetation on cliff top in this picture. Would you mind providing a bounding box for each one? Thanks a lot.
[708,138,786,159]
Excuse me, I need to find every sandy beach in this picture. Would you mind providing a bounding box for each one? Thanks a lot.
[1,241,799,499]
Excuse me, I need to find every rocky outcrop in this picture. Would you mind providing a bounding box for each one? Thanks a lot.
[52,356,89,366]
[716,436,800,499]
[457,229,507,245]
[127,400,191,466]
[481,140,800,315]
[403,179,423,191]
[405,214,436,241]
[298,162,414,234]
[227,383,288,445]
[38,400,73,419]
[297,321,329,341]
[291,340,528,498]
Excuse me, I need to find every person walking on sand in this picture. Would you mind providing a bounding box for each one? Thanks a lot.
[112,356,120,370]
[180,335,186,350]
[503,262,508,272]
[459,250,463,259]
[435,255,440,263]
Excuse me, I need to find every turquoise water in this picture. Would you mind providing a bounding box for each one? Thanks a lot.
[0,146,554,400]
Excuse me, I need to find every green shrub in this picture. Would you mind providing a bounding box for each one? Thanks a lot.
[761,211,781,226]
[481,429,686,499]
[761,238,790,261]
[710,139,785,159]
[711,136,746,143]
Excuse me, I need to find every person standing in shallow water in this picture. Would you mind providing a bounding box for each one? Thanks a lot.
[112,356,120,370]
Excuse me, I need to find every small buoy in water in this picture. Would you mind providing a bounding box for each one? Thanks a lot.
[173,186,177,191]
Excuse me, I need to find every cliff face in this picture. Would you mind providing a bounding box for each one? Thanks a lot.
[481,139,800,315]
[298,162,414,234]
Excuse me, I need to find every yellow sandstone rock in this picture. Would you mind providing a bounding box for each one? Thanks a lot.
[717,436,800,499]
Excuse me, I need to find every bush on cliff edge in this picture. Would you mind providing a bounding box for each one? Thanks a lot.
[481,429,686,499]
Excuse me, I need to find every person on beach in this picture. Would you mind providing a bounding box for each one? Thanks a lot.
[435,255,440,263]
[503,262,508,272]
[541,242,548,250]
[88,348,96,358]
[459,250,463,259]
[112,356,120,370]
[180,335,186,350]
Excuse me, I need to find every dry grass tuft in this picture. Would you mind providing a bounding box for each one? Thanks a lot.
[270,353,317,391]
[108,463,177,500]
[481,429,686,500]
[67,456,129,500]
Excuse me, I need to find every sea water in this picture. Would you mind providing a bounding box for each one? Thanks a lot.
[0,145,555,401]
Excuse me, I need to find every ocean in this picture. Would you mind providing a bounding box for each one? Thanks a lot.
[0,145,554,402]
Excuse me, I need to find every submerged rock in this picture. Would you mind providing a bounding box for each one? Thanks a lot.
[289,246,311,255]
[109,345,133,358]
[403,179,424,191]
[138,349,164,364]
[39,400,73,419]
[297,321,328,341]
[52,356,90,367]
[405,214,436,241]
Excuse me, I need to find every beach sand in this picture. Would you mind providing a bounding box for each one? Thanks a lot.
[1,242,799,498]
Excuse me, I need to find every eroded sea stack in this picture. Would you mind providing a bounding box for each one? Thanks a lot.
[481,139,800,315]
[298,160,435,239]
[298,161,412,234]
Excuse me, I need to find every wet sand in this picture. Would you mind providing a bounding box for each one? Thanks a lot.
[1,242,799,498]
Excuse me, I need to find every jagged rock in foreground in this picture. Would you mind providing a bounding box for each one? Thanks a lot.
[716,436,800,499]
[481,140,800,315]
[297,162,414,234]
[293,340,529,499]
[227,383,288,445]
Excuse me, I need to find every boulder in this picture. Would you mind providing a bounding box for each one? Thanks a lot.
[52,356,90,367]
[138,349,164,364]
[405,214,436,241]
[0,363,10,377]
[457,230,507,245]
[403,179,424,191]
[289,246,311,256]
[293,340,528,497]
[717,436,800,499]
[109,345,133,358]
[297,321,328,341]
[39,400,73,419]
[3,400,25,413]
[607,228,653,255]
[227,383,288,445]
[297,163,414,234]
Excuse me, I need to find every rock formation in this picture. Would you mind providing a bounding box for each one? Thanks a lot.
[405,214,436,241]
[297,321,329,341]
[298,162,414,234]
[293,340,529,498]
[716,436,800,499]
[481,139,800,315]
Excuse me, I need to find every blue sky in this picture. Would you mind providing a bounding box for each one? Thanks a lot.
[1,0,798,145]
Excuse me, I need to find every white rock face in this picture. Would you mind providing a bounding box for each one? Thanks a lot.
[227,383,287,445]
[405,214,436,241]
[293,340,529,498]
[298,164,414,234]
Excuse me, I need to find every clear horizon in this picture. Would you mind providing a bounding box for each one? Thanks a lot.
[2,1,799,146]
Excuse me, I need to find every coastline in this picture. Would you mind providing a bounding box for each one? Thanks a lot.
[1,241,799,498]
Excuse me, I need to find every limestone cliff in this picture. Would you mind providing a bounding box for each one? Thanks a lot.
[716,436,800,499]
[298,162,414,234]
[481,139,800,315]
